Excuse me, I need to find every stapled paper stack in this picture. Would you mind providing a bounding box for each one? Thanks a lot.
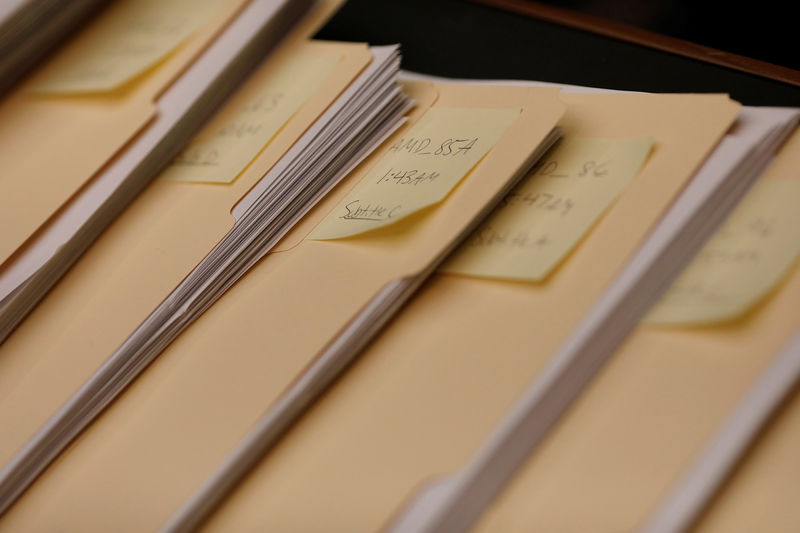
[0,0,313,341]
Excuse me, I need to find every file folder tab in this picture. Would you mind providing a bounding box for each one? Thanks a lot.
[442,136,653,281]
[309,106,522,239]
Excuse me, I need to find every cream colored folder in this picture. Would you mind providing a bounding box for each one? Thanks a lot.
[162,92,737,532]
[693,342,800,533]
[471,129,800,533]
[0,83,565,532]
[0,0,107,95]
[0,40,373,471]
[0,0,249,267]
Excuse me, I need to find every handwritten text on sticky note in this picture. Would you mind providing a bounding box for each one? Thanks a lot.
[441,137,653,281]
[308,107,521,240]
[647,179,800,326]
[33,0,226,93]
[161,53,341,184]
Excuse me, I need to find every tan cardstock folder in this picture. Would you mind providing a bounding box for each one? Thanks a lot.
[695,328,800,531]
[0,40,372,469]
[180,93,737,532]
[473,129,800,533]
[0,0,249,267]
[0,83,565,532]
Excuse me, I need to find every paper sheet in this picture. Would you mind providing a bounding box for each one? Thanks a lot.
[442,137,653,281]
[647,179,800,326]
[32,0,228,94]
[161,53,342,184]
[309,106,521,240]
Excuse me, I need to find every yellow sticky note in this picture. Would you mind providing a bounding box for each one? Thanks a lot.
[647,179,800,326]
[441,137,653,281]
[309,106,521,240]
[161,53,342,184]
[32,0,226,94]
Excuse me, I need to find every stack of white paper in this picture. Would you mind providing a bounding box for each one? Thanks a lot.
[0,43,412,515]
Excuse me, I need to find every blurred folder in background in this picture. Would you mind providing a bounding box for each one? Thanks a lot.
[0,0,315,341]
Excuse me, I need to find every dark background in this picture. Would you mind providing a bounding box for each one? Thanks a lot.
[316,0,800,106]
[534,0,799,72]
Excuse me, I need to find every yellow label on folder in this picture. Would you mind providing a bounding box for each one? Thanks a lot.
[441,137,653,281]
[308,106,521,240]
[33,0,226,94]
[647,179,800,326]
[161,53,342,184]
